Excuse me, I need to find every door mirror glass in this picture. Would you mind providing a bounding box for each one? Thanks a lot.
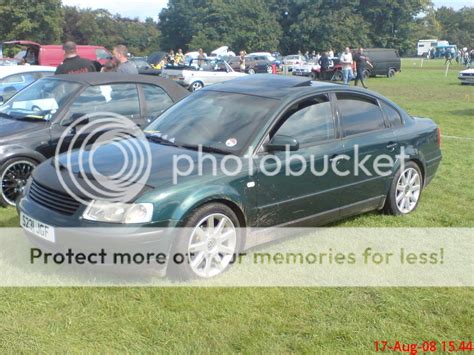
[265,134,299,152]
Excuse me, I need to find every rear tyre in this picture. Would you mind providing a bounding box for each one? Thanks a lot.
[383,161,423,216]
[0,157,37,207]
[331,71,343,81]
[189,81,204,92]
[248,68,256,75]
[387,68,396,78]
[167,203,242,280]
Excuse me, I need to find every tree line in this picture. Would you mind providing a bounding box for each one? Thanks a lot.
[0,0,472,56]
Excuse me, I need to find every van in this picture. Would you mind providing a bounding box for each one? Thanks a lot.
[0,40,112,67]
[363,48,401,78]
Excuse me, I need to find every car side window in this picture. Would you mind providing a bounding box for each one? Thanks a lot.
[336,93,386,136]
[381,102,403,128]
[96,49,111,60]
[3,74,25,84]
[69,84,140,120]
[142,84,174,118]
[275,96,335,146]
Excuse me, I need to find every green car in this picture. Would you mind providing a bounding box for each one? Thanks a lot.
[18,75,442,279]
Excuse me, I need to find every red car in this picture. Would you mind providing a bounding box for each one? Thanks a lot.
[0,40,112,67]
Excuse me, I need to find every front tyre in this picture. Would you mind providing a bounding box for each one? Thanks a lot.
[0,158,37,207]
[168,203,242,280]
[383,162,423,215]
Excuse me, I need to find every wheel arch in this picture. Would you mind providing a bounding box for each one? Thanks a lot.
[0,150,46,167]
[178,197,247,229]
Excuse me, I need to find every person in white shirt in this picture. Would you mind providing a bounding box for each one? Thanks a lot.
[340,47,353,85]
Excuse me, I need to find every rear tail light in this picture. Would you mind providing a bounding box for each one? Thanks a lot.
[437,127,441,148]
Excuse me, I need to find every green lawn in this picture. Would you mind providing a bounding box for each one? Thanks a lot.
[0,59,473,352]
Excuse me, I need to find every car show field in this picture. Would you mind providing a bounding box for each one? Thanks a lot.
[0,59,472,352]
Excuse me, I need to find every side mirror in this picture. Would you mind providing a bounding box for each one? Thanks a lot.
[62,112,89,126]
[265,134,299,152]
[0,96,3,105]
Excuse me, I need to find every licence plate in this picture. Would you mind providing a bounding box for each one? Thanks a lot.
[20,212,55,243]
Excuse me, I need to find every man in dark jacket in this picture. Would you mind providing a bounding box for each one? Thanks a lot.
[353,48,373,89]
[55,42,97,75]
[318,52,330,80]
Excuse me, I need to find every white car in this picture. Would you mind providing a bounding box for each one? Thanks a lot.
[458,68,474,85]
[292,61,320,78]
[0,65,55,103]
[162,58,247,91]
[283,55,306,71]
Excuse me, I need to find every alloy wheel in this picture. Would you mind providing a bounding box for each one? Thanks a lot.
[187,213,237,278]
[191,82,203,91]
[1,160,36,206]
[395,167,421,214]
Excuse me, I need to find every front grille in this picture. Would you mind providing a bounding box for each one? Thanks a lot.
[29,180,82,215]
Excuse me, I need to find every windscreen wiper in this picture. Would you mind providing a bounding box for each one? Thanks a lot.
[145,133,178,147]
[178,143,233,155]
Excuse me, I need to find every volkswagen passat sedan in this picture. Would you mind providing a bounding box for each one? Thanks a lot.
[0,73,188,206]
[18,75,442,279]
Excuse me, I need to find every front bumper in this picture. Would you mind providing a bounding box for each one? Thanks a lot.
[17,195,176,271]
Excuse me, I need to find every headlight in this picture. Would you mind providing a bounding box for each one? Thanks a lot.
[82,201,153,224]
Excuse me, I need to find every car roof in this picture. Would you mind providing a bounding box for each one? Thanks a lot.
[49,73,189,101]
[204,74,340,99]
[0,65,56,78]
[203,75,395,105]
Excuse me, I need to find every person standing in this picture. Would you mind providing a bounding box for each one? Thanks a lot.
[197,48,206,69]
[167,49,175,65]
[353,47,373,89]
[113,45,138,74]
[239,50,246,72]
[55,41,96,75]
[340,47,353,85]
[175,49,185,65]
[318,51,330,80]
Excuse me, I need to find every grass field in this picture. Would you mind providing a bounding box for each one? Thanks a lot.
[0,59,473,352]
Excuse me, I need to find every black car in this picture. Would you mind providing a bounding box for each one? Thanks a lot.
[363,48,401,78]
[0,73,188,206]
[227,55,273,74]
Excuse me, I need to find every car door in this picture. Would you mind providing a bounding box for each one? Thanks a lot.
[139,83,175,125]
[334,92,398,214]
[254,94,346,227]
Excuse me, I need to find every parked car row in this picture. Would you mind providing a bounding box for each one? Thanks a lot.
[292,49,402,81]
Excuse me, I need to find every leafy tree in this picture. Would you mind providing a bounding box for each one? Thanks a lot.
[288,0,370,54]
[159,0,281,53]
[0,0,63,43]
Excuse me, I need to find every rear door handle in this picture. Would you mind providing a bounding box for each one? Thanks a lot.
[329,154,343,164]
[386,142,398,151]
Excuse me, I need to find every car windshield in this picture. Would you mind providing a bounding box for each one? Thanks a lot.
[0,78,81,121]
[145,90,279,155]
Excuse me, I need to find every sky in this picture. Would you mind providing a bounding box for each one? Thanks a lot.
[62,0,473,21]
